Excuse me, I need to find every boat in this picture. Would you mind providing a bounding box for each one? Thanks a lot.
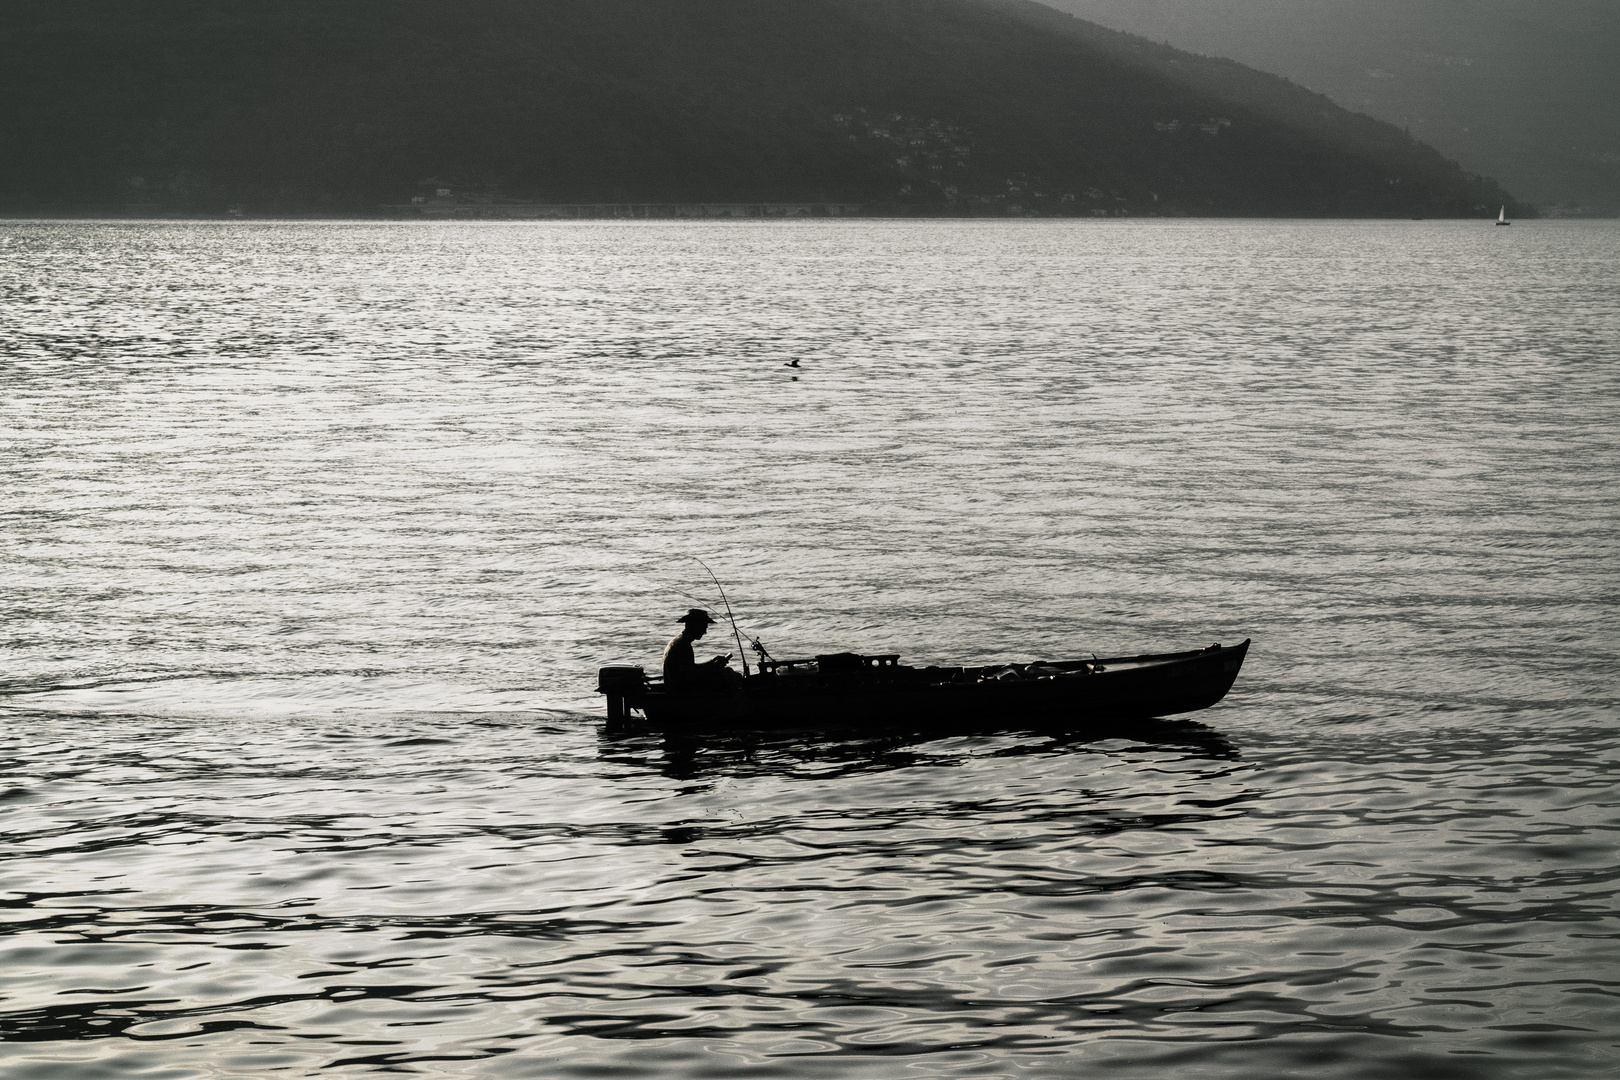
[1496,205,1511,225]
[597,639,1250,730]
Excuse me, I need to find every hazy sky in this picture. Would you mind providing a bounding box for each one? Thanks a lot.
[1039,0,1620,211]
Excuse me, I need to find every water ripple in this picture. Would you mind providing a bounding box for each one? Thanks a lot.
[2,219,1617,1077]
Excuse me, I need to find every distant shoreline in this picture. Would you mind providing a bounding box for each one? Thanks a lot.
[5,204,1602,222]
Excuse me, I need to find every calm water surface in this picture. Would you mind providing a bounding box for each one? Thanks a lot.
[2,219,1617,1078]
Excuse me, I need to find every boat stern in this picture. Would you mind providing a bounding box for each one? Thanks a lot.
[596,665,647,722]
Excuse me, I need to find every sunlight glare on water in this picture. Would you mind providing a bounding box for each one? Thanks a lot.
[1,218,1617,1078]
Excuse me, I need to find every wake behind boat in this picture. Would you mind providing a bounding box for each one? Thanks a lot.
[598,639,1250,730]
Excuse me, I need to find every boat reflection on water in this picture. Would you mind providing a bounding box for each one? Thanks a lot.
[599,713,1239,782]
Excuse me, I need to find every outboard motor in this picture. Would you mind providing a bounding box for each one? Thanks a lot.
[597,666,646,722]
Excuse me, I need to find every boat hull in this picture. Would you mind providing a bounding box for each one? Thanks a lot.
[605,640,1249,731]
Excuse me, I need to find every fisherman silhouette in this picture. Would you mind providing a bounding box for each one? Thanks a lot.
[663,609,737,691]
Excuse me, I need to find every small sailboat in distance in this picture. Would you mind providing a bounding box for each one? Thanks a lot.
[1496,205,1511,225]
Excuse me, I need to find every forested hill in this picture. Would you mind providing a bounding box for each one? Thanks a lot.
[0,0,1525,217]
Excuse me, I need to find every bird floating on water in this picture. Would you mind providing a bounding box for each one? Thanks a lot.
[784,359,801,368]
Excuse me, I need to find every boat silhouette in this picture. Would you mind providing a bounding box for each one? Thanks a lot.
[598,640,1250,731]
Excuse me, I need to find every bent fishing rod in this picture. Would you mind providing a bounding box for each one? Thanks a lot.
[692,556,751,677]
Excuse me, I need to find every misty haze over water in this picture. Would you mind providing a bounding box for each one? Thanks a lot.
[1046,0,1620,215]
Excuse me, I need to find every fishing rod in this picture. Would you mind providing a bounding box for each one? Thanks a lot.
[692,556,750,677]
[669,585,720,611]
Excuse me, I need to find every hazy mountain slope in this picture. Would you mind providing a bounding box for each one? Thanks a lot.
[1039,0,1619,214]
[0,0,1521,216]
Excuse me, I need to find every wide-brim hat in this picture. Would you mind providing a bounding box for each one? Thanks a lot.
[676,608,715,625]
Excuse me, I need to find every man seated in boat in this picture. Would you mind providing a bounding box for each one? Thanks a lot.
[663,609,738,692]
